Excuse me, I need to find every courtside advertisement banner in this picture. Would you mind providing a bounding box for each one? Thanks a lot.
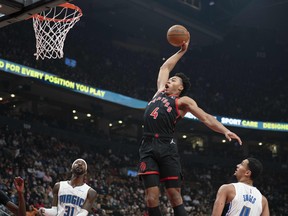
[1,58,287,132]
[0,58,147,109]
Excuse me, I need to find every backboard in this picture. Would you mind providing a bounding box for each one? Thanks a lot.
[0,0,72,28]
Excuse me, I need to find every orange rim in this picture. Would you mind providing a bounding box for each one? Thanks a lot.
[32,3,82,22]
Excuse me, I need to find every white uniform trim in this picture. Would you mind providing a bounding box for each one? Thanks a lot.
[41,206,57,216]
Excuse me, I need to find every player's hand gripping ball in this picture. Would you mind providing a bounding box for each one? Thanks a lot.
[167,25,190,47]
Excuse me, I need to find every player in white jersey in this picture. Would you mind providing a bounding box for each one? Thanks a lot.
[212,158,270,216]
[37,159,97,216]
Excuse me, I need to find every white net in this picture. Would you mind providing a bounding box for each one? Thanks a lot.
[32,3,82,60]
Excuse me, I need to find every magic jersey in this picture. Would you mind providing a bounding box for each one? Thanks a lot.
[57,181,91,216]
[226,182,263,216]
[143,92,181,135]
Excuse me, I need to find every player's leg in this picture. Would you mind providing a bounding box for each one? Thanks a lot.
[165,181,183,207]
[138,138,167,215]
[138,144,162,215]
[141,175,162,216]
[159,143,187,216]
[165,185,187,216]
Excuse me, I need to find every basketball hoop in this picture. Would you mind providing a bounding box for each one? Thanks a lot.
[32,3,82,60]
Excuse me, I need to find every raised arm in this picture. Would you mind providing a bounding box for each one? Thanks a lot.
[178,96,242,144]
[14,177,26,216]
[0,177,26,216]
[157,40,189,92]
[76,188,97,216]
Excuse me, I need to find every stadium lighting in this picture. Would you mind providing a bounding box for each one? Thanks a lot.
[73,116,78,120]
[222,139,226,143]
[72,110,76,113]
[11,94,15,97]
[209,0,215,6]
[182,135,187,139]
[87,113,91,117]
[258,142,263,146]
[118,120,123,124]
[0,97,2,101]
[109,123,113,127]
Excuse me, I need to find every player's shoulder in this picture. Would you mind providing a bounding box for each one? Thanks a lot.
[262,195,268,203]
[218,183,235,192]
[54,181,61,186]
[153,90,164,98]
[221,183,234,188]
[88,187,97,193]
[88,187,97,198]
[179,95,192,100]
[178,95,196,105]
[52,181,61,193]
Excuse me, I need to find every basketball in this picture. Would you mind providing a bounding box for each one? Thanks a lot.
[167,25,190,47]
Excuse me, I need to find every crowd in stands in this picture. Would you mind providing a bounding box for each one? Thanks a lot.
[0,22,287,123]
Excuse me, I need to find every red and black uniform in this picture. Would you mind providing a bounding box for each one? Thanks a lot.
[138,92,183,188]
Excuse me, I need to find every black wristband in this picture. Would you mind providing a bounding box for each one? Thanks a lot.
[0,190,10,205]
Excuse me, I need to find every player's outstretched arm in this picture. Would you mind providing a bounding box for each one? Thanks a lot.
[14,177,26,216]
[76,188,97,216]
[179,96,242,145]
[157,40,189,92]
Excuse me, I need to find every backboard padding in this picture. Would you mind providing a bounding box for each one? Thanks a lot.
[0,0,72,28]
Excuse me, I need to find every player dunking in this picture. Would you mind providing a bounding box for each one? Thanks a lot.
[37,159,97,216]
[212,158,270,216]
[138,39,242,216]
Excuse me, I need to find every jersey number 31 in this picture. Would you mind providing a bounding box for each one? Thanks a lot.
[64,206,75,216]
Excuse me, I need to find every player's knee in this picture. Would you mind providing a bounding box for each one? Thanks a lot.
[166,188,183,207]
[145,192,160,207]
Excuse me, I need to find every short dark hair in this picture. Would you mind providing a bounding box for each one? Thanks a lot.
[247,158,263,180]
[175,72,191,97]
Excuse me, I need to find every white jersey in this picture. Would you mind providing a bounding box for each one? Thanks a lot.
[57,181,91,216]
[226,182,263,216]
